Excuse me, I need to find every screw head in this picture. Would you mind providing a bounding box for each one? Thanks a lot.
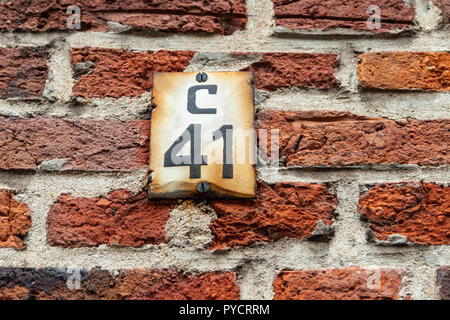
[196,72,208,83]
[196,182,210,194]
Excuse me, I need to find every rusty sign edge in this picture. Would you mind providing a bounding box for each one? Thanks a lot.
[148,71,256,199]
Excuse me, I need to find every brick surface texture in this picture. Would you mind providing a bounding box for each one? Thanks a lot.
[273,268,403,300]
[0,0,247,35]
[0,0,449,301]
[210,181,338,250]
[272,0,415,33]
[72,50,338,98]
[72,49,195,98]
[238,52,338,91]
[358,183,450,245]
[437,267,450,300]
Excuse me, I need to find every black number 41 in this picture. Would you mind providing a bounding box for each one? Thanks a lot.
[164,124,233,179]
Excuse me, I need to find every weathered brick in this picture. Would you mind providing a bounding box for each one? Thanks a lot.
[0,190,31,250]
[0,268,240,300]
[273,268,403,300]
[72,48,195,98]
[358,183,450,245]
[71,50,338,97]
[437,267,450,300]
[209,181,338,250]
[238,52,338,91]
[0,0,247,35]
[272,0,414,34]
[358,52,450,91]
[433,0,450,18]
[0,117,149,171]
[256,111,450,167]
[47,190,173,248]
[0,47,48,99]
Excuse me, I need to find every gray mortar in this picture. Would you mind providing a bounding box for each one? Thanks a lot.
[185,52,263,72]
[43,38,74,103]
[0,0,448,300]
[0,93,152,121]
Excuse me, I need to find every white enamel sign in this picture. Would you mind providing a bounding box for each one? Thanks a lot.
[149,72,256,199]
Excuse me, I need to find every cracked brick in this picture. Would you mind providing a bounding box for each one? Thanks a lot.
[0,267,240,300]
[272,0,415,34]
[358,183,450,245]
[256,111,450,167]
[47,190,173,248]
[209,181,338,250]
[71,49,195,98]
[358,52,450,91]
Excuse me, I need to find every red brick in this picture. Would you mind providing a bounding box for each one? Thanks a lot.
[273,268,403,300]
[0,117,149,171]
[111,269,240,300]
[0,0,247,35]
[358,183,450,245]
[72,48,195,98]
[238,52,338,91]
[209,181,338,250]
[0,190,31,250]
[0,47,48,99]
[358,52,450,91]
[47,190,173,248]
[256,111,450,167]
[437,267,450,300]
[0,268,240,300]
[433,0,450,18]
[272,0,414,33]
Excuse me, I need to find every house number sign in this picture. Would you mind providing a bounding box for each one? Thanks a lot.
[149,72,256,199]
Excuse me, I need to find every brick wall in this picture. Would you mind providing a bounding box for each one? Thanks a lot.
[0,0,449,300]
